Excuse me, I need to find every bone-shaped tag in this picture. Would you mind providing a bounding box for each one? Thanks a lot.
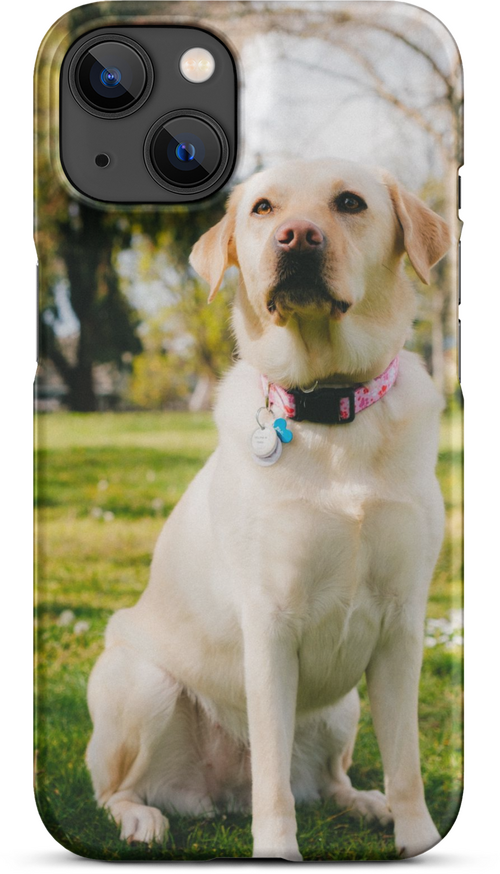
[274,418,293,443]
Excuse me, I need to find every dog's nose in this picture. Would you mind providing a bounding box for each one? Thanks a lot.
[274,220,325,252]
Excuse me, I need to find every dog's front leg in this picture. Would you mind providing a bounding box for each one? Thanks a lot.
[242,603,301,860]
[366,620,441,859]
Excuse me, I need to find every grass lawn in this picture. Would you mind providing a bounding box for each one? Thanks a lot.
[34,405,463,860]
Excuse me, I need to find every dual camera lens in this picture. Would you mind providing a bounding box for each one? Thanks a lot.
[69,35,229,194]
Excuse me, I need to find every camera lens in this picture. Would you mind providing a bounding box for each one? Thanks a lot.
[69,35,153,118]
[100,67,122,88]
[145,111,229,193]
[176,142,196,162]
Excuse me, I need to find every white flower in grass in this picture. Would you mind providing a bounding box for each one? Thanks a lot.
[445,637,463,650]
[58,609,75,627]
[97,479,109,491]
[449,609,464,631]
[73,620,90,635]
[146,470,156,482]
[427,618,443,629]
[425,609,463,650]
[90,507,115,521]
[151,497,164,512]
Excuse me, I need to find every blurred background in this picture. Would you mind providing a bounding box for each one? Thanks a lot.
[35,0,462,413]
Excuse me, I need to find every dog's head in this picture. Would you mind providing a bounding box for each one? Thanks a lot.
[190,159,451,385]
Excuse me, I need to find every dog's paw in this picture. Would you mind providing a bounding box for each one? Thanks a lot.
[395,813,440,858]
[252,815,302,860]
[253,844,303,861]
[350,789,393,826]
[117,803,170,844]
[329,783,393,827]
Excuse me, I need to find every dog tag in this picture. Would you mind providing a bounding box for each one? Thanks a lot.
[252,433,283,466]
[251,425,279,457]
[250,425,283,465]
[274,417,293,443]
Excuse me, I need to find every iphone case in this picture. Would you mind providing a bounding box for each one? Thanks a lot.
[34,1,463,861]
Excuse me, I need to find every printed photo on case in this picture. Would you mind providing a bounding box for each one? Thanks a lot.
[34,1,463,861]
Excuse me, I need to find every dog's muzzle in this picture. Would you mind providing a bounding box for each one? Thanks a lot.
[267,220,351,320]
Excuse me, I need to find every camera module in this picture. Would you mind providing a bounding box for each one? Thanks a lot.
[61,26,237,202]
[69,34,153,118]
[144,111,229,194]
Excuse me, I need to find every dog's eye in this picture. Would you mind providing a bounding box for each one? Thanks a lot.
[336,192,368,213]
[252,199,273,216]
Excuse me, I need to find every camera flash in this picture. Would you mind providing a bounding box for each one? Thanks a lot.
[180,48,215,83]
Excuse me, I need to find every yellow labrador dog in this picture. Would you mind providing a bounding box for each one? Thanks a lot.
[86,159,451,859]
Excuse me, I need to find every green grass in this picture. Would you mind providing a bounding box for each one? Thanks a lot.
[34,406,463,860]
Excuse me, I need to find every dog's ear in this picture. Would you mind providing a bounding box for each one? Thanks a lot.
[190,187,241,302]
[386,178,451,285]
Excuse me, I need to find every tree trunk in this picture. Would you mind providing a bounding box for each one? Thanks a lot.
[67,363,97,412]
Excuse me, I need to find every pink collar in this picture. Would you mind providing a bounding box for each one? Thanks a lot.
[262,356,399,425]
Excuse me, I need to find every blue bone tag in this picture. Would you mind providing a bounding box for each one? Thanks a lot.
[274,418,293,443]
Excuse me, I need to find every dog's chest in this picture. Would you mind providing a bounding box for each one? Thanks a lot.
[282,501,389,710]
[259,437,415,710]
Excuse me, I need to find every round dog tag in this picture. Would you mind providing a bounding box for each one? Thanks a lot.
[251,425,278,458]
[252,434,283,466]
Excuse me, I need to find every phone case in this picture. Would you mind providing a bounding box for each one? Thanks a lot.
[34,1,463,861]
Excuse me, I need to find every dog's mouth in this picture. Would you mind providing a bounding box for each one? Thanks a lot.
[267,294,351,321]
[267,253,351,324]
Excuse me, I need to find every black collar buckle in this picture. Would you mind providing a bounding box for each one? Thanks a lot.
[289,386,356,425]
